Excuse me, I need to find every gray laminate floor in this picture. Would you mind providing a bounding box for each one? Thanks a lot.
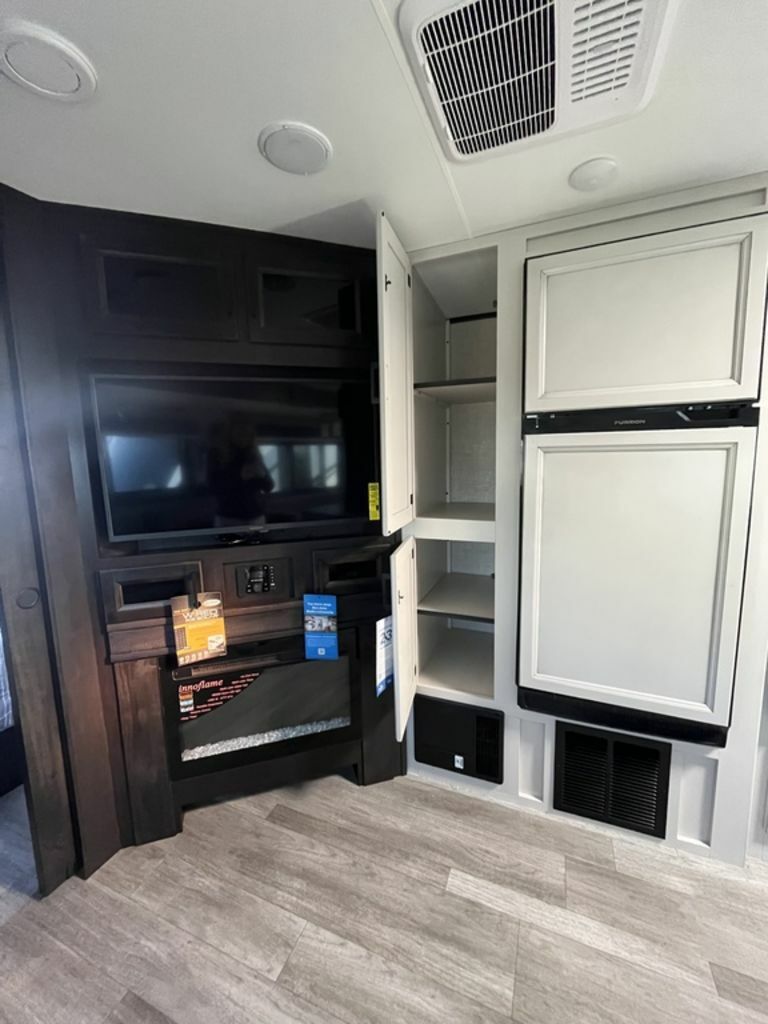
[0,786,37,926]
[2,774,768,1023]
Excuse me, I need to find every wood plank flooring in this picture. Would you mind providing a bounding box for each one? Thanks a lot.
[0,787,37,926]
[2,773,768,1023]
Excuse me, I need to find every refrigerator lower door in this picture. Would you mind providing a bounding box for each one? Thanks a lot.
[519,426,756,726]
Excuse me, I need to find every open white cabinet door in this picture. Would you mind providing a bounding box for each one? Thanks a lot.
[391,536,418,741]
[377,213,414,535]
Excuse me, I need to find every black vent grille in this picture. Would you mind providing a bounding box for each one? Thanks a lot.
[554,723,670,837]
[561,729,608,816]
[419,0,556,157]
[476,714,503,780]
[414,696,503,783]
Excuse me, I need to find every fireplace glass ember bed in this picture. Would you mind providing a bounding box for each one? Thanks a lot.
[162,629,360,781]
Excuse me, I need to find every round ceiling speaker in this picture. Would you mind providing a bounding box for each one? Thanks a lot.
[568,156,619,192]
[258,122,332,176]
[0,21,97,101]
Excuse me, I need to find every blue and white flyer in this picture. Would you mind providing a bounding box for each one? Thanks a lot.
[303,594,339,660]
[375,615,393,697]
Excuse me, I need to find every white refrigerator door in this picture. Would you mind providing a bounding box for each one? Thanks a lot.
[525,218,768,412]
[519,426,756,724]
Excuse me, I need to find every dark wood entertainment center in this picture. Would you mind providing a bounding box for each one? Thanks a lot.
[0,185,403,891]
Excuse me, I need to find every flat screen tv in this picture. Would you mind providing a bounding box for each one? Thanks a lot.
[91,373,376,541]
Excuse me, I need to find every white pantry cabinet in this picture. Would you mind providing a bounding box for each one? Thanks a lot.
[378,215,499,732]
[518,426,756,725]
[390,534,496,731]
[525,218,768,412]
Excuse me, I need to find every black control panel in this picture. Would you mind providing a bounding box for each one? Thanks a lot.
[229,557,292,604]
[236,562,277,597]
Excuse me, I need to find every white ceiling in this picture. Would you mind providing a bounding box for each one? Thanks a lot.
[0,0,766,252]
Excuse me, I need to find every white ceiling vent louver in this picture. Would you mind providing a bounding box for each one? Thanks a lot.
[398,0,681,161]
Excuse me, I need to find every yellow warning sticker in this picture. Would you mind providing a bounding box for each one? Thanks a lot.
[368,482,381,522]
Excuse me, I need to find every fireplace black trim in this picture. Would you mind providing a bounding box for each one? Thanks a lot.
[172,737,362,809]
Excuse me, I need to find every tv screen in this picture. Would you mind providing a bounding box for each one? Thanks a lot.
[92,374,376,540]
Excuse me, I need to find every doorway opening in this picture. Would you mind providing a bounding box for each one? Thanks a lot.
[0,623,37,918]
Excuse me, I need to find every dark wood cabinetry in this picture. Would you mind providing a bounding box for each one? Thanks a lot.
[76,214,376,358]
[246,235,375,350]
[81,230,243,341]
[0,184,393,888]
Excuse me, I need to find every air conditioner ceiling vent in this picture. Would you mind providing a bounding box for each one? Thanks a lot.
[399,0,680,161]
[419,0,556,157]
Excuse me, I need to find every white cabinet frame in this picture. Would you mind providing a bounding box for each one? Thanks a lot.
[525,218,768,412]
[519,427,756,725]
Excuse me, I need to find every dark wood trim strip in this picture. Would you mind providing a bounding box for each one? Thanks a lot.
[114,659,179,845]
[1,189,122,875]
[0,240,77,894]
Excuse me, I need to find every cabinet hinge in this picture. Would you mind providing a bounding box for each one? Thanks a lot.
[409,493,413,504]
[407,274,411,288]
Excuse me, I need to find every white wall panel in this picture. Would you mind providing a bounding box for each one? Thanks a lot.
[676,753,718,847]
[449,402,496,503]
[518,719,546,803]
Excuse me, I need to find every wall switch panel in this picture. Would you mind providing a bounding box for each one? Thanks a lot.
[228,557,292,603]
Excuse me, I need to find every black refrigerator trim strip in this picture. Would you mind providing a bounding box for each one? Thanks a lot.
[523,401,759,434]
[518,687,728,748]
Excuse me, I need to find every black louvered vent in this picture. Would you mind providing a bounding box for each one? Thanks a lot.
[554,723,670,838]
[475,714,503,780]
[561,728,609,816]
[419,0,556,157]
[414,696,503,783]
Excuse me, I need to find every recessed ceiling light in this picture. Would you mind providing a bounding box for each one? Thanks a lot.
[568,157,619,192]
[0,21,96,101]
[258,122,332,176]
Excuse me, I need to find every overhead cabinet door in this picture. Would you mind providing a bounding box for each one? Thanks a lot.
[377,213,415,535]
[390,537,418,741]
[519,427,756,725]
[525,218,768,412]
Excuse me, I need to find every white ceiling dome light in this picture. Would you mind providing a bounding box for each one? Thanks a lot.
[0,21,97,101]
[568,156,619,191]
[258,122,333,175]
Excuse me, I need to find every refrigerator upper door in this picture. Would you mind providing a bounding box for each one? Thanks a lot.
[525,218,768,413]
[519,426,756,725]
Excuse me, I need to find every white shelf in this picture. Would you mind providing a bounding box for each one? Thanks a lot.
[417,628,494,701]
[415,378,496,404]
[419,573,494,622]
[412,503,495,543]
